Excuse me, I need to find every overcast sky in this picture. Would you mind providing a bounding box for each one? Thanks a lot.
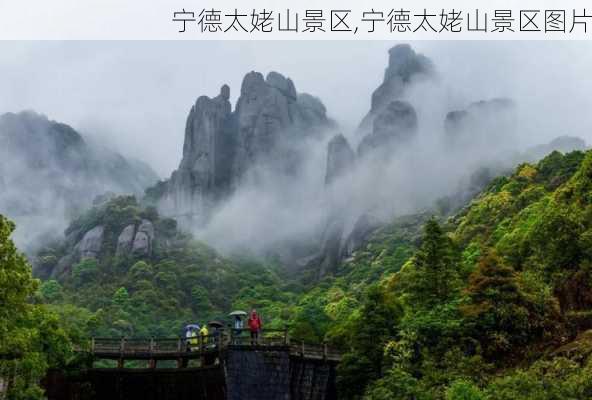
[1,41,591,177]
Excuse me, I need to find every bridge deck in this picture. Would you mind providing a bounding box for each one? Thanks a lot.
[80,329,341,365]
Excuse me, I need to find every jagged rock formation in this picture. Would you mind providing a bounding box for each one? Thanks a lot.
[154,71,332,226]
[358,100,418,157]
[358,44,434,135]
[341,213,382,259]
[163,85,234,223]
[0,111,158,251]
[315,134,356,277]
[314,46,430,276]
[316,218,346,278]
[313,46,430,276]
[315,212,383,278]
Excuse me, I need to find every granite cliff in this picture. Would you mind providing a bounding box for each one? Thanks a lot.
[151,71,333,227]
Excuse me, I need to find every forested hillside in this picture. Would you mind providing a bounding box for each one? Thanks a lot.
[33,195,295,338]
[4,149,592,398]
[317,149,592,399]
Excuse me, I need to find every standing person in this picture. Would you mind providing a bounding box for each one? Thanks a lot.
[185,327,193,351]
[234,315,244,330]
[248,309,262,345]
[185,324,199,351]
[189,328,198,351]
[233,316,244,344]
[200,324,209,349]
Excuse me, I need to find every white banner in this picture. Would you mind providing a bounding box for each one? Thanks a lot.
[0,0,591,39]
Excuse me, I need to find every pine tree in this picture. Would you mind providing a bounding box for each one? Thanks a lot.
[406,218,460,309]
[462,250,530,358]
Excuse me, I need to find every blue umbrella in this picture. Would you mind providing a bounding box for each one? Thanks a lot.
[185,324,200,331]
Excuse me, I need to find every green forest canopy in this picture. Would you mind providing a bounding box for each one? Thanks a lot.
[3,149,592,398]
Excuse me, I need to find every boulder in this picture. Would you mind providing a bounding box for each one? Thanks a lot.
[132,219,155,256]
[116,224,136,256]
[47,225,104,279]
[75,225,104,259]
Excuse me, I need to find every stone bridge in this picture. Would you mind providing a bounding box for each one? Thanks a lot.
[44,330,340,400]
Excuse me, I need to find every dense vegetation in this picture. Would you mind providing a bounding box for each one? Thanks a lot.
[0,215,71,399]
[3,149,592,398]
[321,150,592,399]
[34,195,296,339]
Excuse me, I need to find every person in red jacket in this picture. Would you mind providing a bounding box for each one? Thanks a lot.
[248,309,262,345]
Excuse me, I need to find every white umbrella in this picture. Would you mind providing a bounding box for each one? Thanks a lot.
[228,310,247,317]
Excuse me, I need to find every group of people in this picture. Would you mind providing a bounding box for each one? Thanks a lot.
[185,309,263,351]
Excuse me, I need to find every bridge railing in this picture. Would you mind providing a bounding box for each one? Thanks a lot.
[88,329,341,362]
[226,328,288,347]
[289,342,341,361]
[89,330,286,354]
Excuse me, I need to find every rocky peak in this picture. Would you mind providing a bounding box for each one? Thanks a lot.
[384,44,434,86]
[180,85,233,171]
[220,83,230,100]
[265,71,297,100]
[359,44,434,134]
[155,70,330,227]
[234,70,329,169]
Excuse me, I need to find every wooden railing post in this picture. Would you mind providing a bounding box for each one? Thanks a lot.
[301,341,305,357]
[323,342,328,360]
[176,337,184,369]
[284,326,290,345]
[90,337,95,354]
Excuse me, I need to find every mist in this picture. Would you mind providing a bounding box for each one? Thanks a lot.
[189,42,592,258]
[1,41,591,258]
[1,41,591,176]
